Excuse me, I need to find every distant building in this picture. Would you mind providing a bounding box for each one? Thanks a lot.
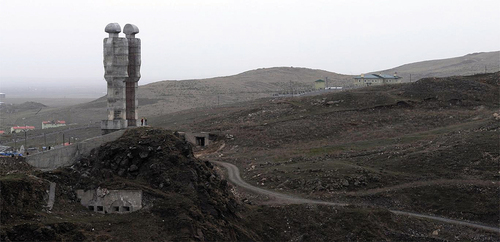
[354,73,402,87]
[11,126,35,133]
[314,79,326,90]
[0,93,5,99]
[42,120,66,129]
[0,131,5,135]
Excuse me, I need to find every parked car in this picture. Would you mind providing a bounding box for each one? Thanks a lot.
[0,152,23,157]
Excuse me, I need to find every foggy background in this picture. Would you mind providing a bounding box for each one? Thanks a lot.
[0,0,499,98]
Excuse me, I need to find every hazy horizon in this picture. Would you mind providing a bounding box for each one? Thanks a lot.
[1,0,499,96]
[1,50,498,99]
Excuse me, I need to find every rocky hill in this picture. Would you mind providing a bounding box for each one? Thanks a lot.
[1,128,260,241]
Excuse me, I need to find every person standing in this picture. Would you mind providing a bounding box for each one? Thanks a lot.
[141,118,144,126]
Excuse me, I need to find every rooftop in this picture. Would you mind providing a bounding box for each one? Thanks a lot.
[12,126,35,130]
[42,120,66,124]
[354,74,401,79]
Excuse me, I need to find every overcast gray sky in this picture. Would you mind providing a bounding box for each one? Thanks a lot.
[0,0,499,88]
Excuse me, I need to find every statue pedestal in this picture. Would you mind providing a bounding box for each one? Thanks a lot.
[101,120,128,135]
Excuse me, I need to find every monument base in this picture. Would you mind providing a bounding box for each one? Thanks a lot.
[101,120,128,135]
[127,119,137,127]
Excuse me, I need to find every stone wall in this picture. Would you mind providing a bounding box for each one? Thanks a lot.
[26,130,125,170]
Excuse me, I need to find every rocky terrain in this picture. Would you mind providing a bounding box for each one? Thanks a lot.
[2,125,499,241]
[1,71,499,241]
[155,72,500,233]
[1,128,256,241]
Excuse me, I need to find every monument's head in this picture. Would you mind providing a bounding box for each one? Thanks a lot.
[105,23,121,37]
[124,24,139,38]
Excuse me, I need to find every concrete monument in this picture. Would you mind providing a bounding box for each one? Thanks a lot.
[124,24,141,127]
[101,23,141,134]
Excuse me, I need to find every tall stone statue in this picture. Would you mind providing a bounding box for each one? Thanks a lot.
[124,24,141,127]
[101,23,141,134]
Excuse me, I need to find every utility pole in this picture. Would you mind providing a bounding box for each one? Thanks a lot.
[23,121,27,150]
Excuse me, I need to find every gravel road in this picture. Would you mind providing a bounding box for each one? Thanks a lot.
[211,160,500,234]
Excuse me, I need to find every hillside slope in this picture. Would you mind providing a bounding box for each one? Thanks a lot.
[381,51,499,82]
[2,51,498,136]
[130,51,500,118]
[137,67,352,116]
[154,72,500,229]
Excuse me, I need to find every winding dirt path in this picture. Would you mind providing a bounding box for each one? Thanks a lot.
[211,160,500,234]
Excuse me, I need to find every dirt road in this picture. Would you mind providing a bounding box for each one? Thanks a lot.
[211,160,500,234]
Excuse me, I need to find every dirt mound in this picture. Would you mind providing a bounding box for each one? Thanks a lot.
[35,127,256,241]
[0,157,34,176]
[0,174,49,223]
[73,128,238,208]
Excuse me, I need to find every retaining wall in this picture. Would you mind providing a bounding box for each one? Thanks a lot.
[26,130,125,170]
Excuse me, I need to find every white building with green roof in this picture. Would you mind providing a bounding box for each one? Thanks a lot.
[354,73,402,87]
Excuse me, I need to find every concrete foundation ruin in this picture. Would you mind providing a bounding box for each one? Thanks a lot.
[178,132,214,147]
[101,23,141,134]
[76,188,142,214]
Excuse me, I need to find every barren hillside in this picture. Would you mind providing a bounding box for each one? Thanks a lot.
[2,73,499,241]
[381,51,499,82]
[154,72,500,230]
[137,67,352,116]
[1,51,498,138]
